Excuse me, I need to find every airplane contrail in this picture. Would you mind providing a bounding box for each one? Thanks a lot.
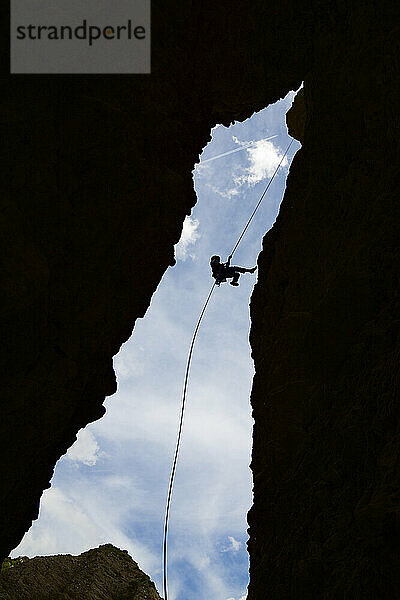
[199,135,278,164]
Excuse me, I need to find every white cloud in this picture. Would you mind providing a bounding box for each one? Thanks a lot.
[234,137,288,187]
[103,475,133,488]
[206,182,240,200]
[65,429,102,466]
[222,536,242,553]
[11,486,158,578]
[203,136,288,200]
[175,216,201,261]
[114,346,145,381]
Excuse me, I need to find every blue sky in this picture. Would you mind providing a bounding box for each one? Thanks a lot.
[12,91,300,600]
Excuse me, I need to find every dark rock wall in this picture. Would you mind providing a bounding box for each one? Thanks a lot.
[2,1,399,597]
[0,544,161,599]
[249,3,400,598]
[2,0,306,559]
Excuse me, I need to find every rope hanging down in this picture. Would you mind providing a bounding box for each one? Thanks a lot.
[162,282,216,600]
[162,138,294,600]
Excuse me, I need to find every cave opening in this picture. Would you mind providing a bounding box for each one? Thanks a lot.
[11,91,300,600]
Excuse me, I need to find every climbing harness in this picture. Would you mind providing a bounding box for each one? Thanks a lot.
[162,138,294,600]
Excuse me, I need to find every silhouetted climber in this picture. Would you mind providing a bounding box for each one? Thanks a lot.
[210,255,256,286]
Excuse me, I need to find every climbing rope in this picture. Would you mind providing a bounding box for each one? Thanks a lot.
[229,138,294,259]
[162,138,294,600]
[162,282,216,600]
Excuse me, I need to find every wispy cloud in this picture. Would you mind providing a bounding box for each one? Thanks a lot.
[203,135,287,200]
[65,429,102,466]
[233,137,288,187]
[12,480,158,577]
[199,135,277,164]
[175,216,201,261]
[222,536,242,553]
[206,182,240,200]
[113,345,145,381]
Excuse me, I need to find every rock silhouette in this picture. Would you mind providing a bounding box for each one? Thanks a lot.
[0,545,161,600]
[2,0,399,597]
